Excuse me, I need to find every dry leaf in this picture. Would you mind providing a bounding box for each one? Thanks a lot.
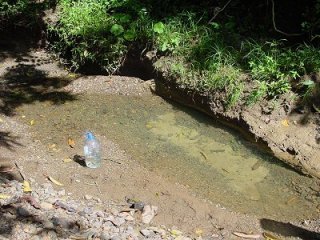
[281,119,289,127]
[48,176,64,186]
[68,137,75,148]
[30,119,35,126]
[233,232,261,239]
[170,229,182,236]
[23,180,32,192]
[263,232,281,240]
[0,194,10,199]
[195,229,203,236]
[0,118,3,123]
[63,158,73,163]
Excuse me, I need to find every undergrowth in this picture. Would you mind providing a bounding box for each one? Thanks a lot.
[47,0,320,107]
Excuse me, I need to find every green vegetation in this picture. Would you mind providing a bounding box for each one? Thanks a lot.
[0,0,53,31]
[3,0,319,108]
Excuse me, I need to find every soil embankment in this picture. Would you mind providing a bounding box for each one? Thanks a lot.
[149,56,320,180]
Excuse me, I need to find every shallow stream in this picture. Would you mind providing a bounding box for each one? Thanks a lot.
[18,93,320,221]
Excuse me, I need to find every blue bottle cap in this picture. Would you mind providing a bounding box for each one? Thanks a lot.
[85,131,95,140]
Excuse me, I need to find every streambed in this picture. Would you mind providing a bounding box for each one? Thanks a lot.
[17,93,320,221]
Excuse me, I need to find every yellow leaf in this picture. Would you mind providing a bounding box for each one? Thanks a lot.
[0,194,10,199]
[68,137,75,148]
[30,119,35,126]
[68,73,77,78]
[63,158,73,163]
[145,123,153,129]
[281,119,289,127]
[0,118,3,123]
[263,232,281,240]
[48,176,64,186]
[170,229,182,236]
[23,180,32,192]
[195,229,203,236]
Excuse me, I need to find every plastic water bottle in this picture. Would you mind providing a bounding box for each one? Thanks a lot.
[84,131,101,168]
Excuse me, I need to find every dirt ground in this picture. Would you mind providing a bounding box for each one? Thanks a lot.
[1,43,320,239]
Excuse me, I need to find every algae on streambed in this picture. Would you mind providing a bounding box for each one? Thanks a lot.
[17,93,319,221]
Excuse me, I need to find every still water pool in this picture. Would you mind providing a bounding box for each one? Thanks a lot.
[19,93,320,220]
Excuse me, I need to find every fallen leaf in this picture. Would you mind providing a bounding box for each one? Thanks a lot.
[281,119,289,127]
[63,158,73,163]
[68,137,75,148]
[30,119,35,126]
[48,176,64,186]
[195,229,203,236]
[0,194,10,199]
[170,229,182,236]
[263,232,282,240]
[23,180,32,192]
[233,232,261,239]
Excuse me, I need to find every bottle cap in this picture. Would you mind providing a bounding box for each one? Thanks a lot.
[85,131,95,140]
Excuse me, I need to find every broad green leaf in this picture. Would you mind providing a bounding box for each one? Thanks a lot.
[124,30,136,41]
[153,22,165,34]
[110,24,124,36]
[301,79,314,86]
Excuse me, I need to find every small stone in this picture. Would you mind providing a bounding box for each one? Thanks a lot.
[211,233,220,238]
[58,189,65,196]
[95,211,105,217]
[140,229,152,237]
[100,232,111,240]
[111,208,119,216]
[113,217,126,227]
[82,207,93,215]
[141,205,158,224]
[84,195,92,200]
[40,202,53,210]
[125,215,135,221]
[17,207,31,217]
[93,197,101,202]
[148,227,166,236]
[110,236,121,240]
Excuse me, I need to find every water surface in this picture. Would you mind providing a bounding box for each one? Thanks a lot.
[18,93,320,220]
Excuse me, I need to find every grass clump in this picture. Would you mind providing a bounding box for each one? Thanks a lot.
[49,0,150,73]
[48,0,320,108]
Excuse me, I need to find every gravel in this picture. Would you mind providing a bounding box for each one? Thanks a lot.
[0,180,193,240]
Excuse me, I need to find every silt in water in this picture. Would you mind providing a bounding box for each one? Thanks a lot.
[19,94,320,220]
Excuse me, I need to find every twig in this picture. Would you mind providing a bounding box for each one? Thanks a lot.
[94,181,102,194]
[208,0,233,24]
[14,161,26,180]
[105,158,122,165]
[270,0,303,37]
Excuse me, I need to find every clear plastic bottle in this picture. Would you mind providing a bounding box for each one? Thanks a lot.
[84,131,101,168]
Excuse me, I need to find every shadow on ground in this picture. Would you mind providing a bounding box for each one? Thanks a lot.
[0,202,83,239]
[260,218,320,240]
[0,55,77,116]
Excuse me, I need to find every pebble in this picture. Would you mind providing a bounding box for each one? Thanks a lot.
[140,228,153,237]
[84,194,93,200]
[40,201,53,210]
[17,207,31,217]
[0,180,194,240]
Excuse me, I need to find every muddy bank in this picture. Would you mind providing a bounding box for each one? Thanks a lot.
[148,56,320,179]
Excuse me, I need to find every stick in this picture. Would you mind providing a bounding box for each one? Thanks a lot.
[14,161,26,180]
[94,181,102,194]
